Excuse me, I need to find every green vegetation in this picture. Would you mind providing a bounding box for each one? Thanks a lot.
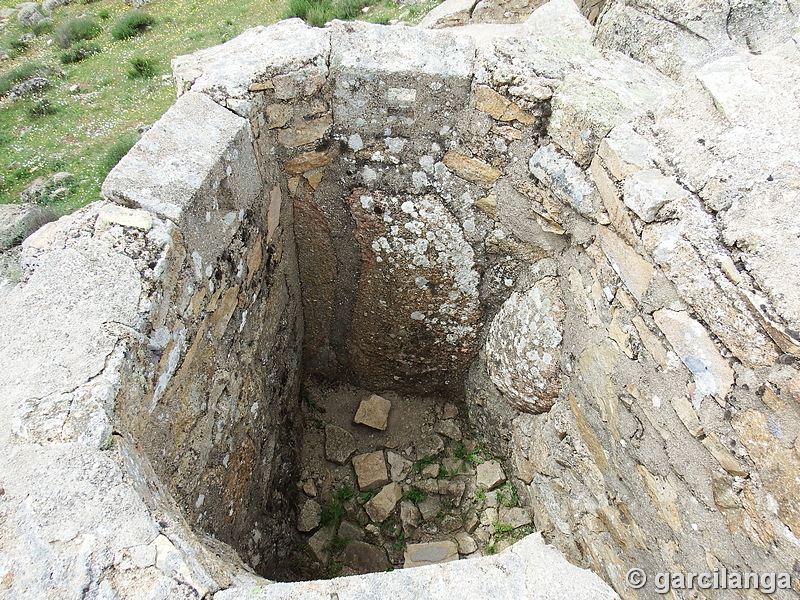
[0,0,441,214]
[28,98,58,118]
[496,481,520,508]
[412,455,436,473]
[55,17,101,48]
[283,0,366,27]
[59,41,102,64]
[357,489,378,504]
[127,56,156,79]
[99,131,138,176]
[320,484,355,528]
[401,487,425,503]
[111,11,156,40]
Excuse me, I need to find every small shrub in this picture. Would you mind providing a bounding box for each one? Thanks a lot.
[412,455,435,473]
[111,11,156,40]
[127,56,155,79]
[332,0,365,20]
[31,19,55,36]
[8,37,30,54]
[6,62,46,82]
[55,17,101,49]
[28,99,58,118]
[99,131,138,174]
[0,78,11,97]
[496,480,519,508]
[357,490,378,504]
[59,41,101,64]
[98,8,110,19]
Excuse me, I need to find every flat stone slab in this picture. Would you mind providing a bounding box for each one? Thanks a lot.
[352,451,389,491]
[297,499,321,532]
[476,461,506,490]
[403,541,459,568]
[354,394,392,431]
[325,424,356,465]
[340,541,389,574]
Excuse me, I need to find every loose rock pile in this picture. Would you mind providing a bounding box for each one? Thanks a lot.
[289,382,534,578]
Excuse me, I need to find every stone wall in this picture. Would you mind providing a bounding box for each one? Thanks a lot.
[2,1,800,599]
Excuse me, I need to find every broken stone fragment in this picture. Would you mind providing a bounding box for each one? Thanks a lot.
[400,500,423,536]
[528,143,598,218]
[308,527,334,564]
[442,151,501,185]
[297,499,321,532]
[324,424,356,465]
[352,451,390,491]
[622,169,688,222]
[454,531,478,555]
[364,482,402,523]
[434,419,461,440]
[499,506,532,529]
[653,309,734,405]
[476,461,506,490]
[403,541,459,568]
[277,114,332,148]
[598,122,655,180]
[474,85,536,124]
[284,146,339,175]
[353,394,392,431]
[386,451,412,481]
[338,520,365,542]
[597,226,653,301]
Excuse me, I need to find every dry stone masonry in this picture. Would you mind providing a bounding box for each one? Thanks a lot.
[1,0,800,597]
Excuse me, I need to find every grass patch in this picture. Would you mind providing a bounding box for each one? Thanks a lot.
[496,481,519,508]
[320,484,355,528]
[32,20,55,36]
[283,0,367,27]
[127,56,156,79]
[401,487,425,503]
[111,11,156,40]
[99,132,138,176]
[0,0,437,211]
[8,37,30,55]
[412,455,436,474]
[59,41,101,64]
[28,98,58,118]
[55,17,101,49]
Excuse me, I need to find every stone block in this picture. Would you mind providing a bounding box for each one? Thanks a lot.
[443,151,501,185]
[403,541,459,568]
[454,531,478,555]
[339,541,389,574]
[485,277,565,414]
[597,226,653,301]
[353,394,392,431]
[597,122,654,180]
[352,451,389,491]
[623,168,688,222]
[653,309,734,405]
[476,461,506,490]
[297,499,321,532]
[325,424,356,465]
[529,144,598,218]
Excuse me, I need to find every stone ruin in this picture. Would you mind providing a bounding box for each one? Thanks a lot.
[1,0,800,597]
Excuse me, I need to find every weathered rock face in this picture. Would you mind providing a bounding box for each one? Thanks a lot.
[2,1,800,599]
[486,277,565,413]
